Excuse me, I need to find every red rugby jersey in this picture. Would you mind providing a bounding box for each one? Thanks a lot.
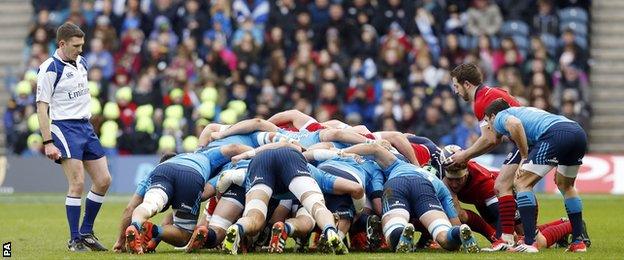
[473,86,521,122]
[456,161,499,207]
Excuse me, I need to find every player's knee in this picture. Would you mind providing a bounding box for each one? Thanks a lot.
[96,173,112,190]
[68,181,84,195]
[513,171,534,191]
[458,210,469,223]
[555,180,574,194]
[494,177,512,195]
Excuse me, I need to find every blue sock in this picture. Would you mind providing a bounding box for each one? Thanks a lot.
[565,197,584,243]
[322,224,337,237]
[517,191,538,245]
[65,196,82,241]
[205,228,218,248]
[446,226,461,248]
[389,227,404,250]
[236,223,245,236]
[351,212,370,232]
[285,222,294,236]
[80,191,105,235]
[131,221,142,231]
[152,224,163,241]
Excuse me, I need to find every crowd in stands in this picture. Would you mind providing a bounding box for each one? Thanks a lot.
[6,0,592,156]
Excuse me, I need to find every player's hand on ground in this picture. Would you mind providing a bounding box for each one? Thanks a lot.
[44,143,61,161]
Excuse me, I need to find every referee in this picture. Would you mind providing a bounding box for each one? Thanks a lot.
[36,22,111,252]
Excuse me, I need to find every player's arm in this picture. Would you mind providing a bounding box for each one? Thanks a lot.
[504,116,529,160]
[230,141,303,164]
[319,128,373,146]
[220,143,254,158]
[374,131,419,166]
[212,118,279,140]
[198,123,227,147]
[443,178,468,223]
[113,194,143,252]
[450,123,502,165]
[321,119,349,129]
[342,143,397,169]
[35,68,61,161]
[440,186,462,226]
[267,109,316,129]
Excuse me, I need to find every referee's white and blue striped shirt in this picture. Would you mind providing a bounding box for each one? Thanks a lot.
[36,50,91,120]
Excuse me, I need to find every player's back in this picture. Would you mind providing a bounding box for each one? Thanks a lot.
[493,107,574,145]
[207,133,259,148]
[456,161,497,206]
[473,86,520,122]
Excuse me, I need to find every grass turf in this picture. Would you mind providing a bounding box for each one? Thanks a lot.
[1,193,623,259]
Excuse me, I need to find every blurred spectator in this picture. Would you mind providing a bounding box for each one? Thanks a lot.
[444,4,465,34]
[557,28,588,71]
[15,0,591,156]
[551,65,590,110]
[465,0,503,36]
[532,0,558,35]
[233,0,269,27]
[441,112,480,149]
[86,37,115,80]
[415,106,451,144]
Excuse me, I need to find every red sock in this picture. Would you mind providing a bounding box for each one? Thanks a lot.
[542,221,572,247]
[465,210,497,242]
[538,218,566,231]
[499,195,517,235]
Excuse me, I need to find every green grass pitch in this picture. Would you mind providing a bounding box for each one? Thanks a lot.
[1,193,623,259]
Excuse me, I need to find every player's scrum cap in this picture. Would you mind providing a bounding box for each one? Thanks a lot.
[442,144,468,178]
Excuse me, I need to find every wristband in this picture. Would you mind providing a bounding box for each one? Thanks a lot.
[43,140,54,145]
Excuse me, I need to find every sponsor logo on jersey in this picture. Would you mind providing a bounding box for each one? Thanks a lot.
[428,204,443,210]
[66,72,74,79]
[180,203,193,211]
[296,170,310,175]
